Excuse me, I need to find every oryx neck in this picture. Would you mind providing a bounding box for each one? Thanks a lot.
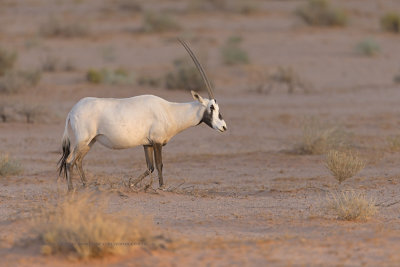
[170,101,205,133]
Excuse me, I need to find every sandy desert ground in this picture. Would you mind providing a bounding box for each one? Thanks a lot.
[1,0,400,266]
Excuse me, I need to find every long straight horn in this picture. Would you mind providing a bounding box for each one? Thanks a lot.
[178,39,215,99]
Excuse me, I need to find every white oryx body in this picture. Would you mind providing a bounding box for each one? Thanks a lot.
[58,39,227,191]
[66,95,209,150]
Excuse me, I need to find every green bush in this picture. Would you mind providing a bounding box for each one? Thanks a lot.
[86,68,134,85]
[87,69,104,84]
[355,38,380,56]
[381,12,400,33]
[221,36,249,65]
[295,0,348,27]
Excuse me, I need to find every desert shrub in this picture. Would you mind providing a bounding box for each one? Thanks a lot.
[0,70,41,94]
[267,66,310,94]
[394,73,400,84]
[18,105,45,123]
[0,47,17,76]
[0,103,6,122]
[0,72,24,94]
[101,46,116,63]
[326,190,377,221]
[33,193,163,259]
[142,12,181,33]
[325,150,365,184]
[190,0,227,12]
[117,0,142,12]
[387,135,400,151]
[0,153,22,176]
[42,56,75,72]
[355,38,380,56]
[41,56,60,72]
[296,118,349,155]
[87,69,103,84]
[63,60,76,72]
[86,68,134,85]
[295,0,348,27]
[165,58,206,91]
[137,76,161,87]
[221,36,249,65]
[189,0,257,14]
[24,36,42,50]
[39,17,89,38]
[381,12,400,33]
[19,69,42,87]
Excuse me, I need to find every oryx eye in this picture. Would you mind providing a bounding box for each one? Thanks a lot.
[210,105,215,111]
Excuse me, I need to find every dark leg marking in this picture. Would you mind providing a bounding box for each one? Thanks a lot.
[129,145,154,187]
[66,163,74,191]
[154,143,164,187]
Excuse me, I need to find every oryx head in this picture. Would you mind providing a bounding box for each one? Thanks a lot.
[191,90,227,132]
[179,39,227,133]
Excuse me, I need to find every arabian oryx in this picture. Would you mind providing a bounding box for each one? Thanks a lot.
[58,40,227,191]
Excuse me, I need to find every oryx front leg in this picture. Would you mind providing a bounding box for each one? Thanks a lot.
[154,143,164,188]
[129,145,154,187]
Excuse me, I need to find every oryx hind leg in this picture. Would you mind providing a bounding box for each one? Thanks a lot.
[65,139,94,191]
[129,145,154,187]
[75,139,96,187]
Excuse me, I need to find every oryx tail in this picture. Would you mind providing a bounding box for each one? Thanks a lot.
[57,115,71,180]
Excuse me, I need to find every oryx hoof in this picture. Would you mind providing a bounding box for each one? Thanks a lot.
[157,184,167,191]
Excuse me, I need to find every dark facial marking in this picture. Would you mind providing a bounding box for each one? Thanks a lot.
[199,107,214,128]
[210,105,215,111]
[218,113,223,120]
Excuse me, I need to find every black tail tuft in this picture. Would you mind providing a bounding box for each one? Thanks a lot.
[57,138,70,179]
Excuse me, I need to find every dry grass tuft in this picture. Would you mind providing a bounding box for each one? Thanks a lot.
[326,190,377,221]
[33,192,166,259]
[325,150,365,184]
[0,153,22,176]
[295,118,349,155]
[295,0,347,27]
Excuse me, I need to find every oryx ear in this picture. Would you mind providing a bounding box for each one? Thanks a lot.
[191,90,206,105]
